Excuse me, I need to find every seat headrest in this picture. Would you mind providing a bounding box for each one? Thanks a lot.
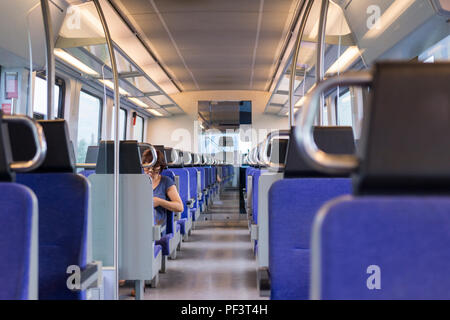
[138,143,168,169]
[285,126,355,178]
[354,62,450,195]
[96,140,142,174]
[183,151,192,166]
[84,146,99,163]
[153,145,165,154]
[165,147,183,168]
[8,119,75,173]
[138,145,147,159]
[0,112,13,181]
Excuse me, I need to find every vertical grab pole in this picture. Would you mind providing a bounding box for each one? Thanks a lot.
[93,0,120,300]
[316,0,329,125]
[40,0,55,120]
[289,0,313,128]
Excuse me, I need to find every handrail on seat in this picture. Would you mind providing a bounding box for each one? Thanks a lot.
[192,153,202,165]
[295,71,372,174]
[262,130,290,169]
[257,142,267,167]
[140,143,158,168]
[183,151,192,166]
[167,149,180,166]
[4,115,47,172]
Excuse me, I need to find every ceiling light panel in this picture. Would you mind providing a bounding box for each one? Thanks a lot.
[150,95,173,106]
[54,49,99,76]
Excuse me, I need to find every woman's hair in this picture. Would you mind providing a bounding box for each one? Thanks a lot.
[142,148,167,170]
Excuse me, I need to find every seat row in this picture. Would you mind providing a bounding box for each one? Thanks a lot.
[79,142,233,299]
[0,111,233,299]
[0,117,100,299]
[245,62,450,299]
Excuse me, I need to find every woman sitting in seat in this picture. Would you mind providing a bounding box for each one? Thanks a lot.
[121,148,184,296]
[142,149,183,232]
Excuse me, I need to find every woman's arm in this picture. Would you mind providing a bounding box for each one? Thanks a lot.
[153,185,184,213]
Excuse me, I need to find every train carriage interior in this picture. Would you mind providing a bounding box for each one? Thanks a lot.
[0,0,449,302]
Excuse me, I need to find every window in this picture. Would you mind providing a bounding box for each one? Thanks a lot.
[322,103,329,126]
[33,76,65,119]
[111,108,127,140]
[419,35,450,62]
[133,115,144,142]
[77,90,102,163]
[336,91,352,126]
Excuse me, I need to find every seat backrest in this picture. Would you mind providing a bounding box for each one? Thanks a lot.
[168,168,190,219]
[205,166,210,188]
[96,140,142,174]
[9,120,75,174]
[0,182,38,300]
[354,62,450,195]
[251,168,262,224]
[312,62,450,300]
[10,120,89,300]
[161,169,177,234]
[78,146,99,178]
[89,140,156,281]
[85,146,99,164]
[197,167,206,192]
[0,113,38,300]
[153,150,176,234]
[269,138,289,170]
[284,126,355,178]
[269,126,355,300]
[186,168,198,202]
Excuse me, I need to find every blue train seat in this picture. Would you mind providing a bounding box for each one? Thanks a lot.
[182,152,199,224]
[244,166,255,221]
[10,120,100,300]
[310,62,450,300]
[204,164,211,207]
[269,127,355,300]
[250,167,264,254]
[170,167,193,239]
[0,113,38,300]
[163,148,192,236]
[163,148,192,239]
[143,145,182,253]
[138,145,182,271]
[254,134,289,296]
[247,167,261,228]
[195,166,207,212]
[211,166,218,196]
[162,169,187,236]
[186,167,200,222]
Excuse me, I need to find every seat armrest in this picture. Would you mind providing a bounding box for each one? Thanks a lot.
[186,198,195,208]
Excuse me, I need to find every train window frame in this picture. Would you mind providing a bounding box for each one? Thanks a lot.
[76,88,103,163]
[120,107,127,140]
[134,114,144,142]
[33,74,66,119]
[335,89,353,127]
